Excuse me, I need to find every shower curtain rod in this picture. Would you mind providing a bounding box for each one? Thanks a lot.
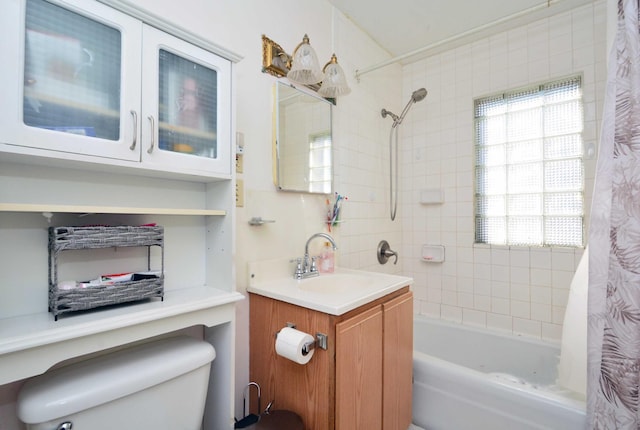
[354,0,563,81]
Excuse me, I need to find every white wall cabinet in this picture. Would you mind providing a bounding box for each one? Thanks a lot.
[0,0,232,179]
[0,0,241,428]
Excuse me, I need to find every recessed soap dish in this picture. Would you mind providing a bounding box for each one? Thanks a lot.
[422,245,444,263]
[419,188,444,205]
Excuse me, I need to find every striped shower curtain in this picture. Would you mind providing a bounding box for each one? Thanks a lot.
[588,0,640,428]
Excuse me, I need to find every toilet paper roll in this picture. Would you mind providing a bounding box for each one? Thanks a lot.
[275,327,315,365]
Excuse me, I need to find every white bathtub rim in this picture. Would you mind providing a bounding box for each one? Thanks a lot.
[412,316,586,408]
[413,350,586,414]
[413,315,575,388]
[412,316,586,429]
[412,379,580,430]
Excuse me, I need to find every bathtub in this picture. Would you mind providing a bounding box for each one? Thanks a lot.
[412,317,586,430]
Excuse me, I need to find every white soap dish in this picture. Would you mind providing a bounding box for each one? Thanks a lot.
[419,188,444,205]
[421,245,445,263]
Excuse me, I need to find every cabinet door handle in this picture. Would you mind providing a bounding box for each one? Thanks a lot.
[147,115,155,154]
[129,110,138,151]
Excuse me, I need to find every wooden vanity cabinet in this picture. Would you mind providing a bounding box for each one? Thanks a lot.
[249,288,413,430]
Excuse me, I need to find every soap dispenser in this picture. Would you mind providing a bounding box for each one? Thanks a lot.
[318,241,335,273]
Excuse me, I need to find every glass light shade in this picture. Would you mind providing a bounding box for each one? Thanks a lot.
[318,54,351,98]
[287,34,324,85]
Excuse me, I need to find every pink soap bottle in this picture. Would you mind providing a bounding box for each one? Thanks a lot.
[318,241,335,273]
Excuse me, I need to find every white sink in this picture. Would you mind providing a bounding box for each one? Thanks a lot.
[247,262,413,315]
[297,273,373,293]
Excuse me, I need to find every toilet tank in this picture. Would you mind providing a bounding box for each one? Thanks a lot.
[17,336,216,430]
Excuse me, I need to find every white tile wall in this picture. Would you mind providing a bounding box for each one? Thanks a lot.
[400,1,606,342]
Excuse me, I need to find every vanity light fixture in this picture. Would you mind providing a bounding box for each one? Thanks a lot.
[287,34,324,85]
[262,34,350,99]
[318,54,351,98]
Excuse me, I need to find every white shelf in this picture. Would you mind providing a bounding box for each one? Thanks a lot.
[0,203,226,216]
[0,204,232,386]
[0,286,244,385]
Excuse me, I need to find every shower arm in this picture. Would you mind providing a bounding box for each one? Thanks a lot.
[394,98,416,127]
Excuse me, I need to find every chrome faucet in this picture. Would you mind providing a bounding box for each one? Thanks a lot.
[293,233,338,279]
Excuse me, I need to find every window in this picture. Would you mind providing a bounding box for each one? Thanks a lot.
[308,132,331,194]
[474,76,584,247]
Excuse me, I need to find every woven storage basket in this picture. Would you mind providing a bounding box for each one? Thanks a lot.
[48,226,164,320]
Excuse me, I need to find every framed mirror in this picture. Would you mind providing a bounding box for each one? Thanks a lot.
[274,81,332,194]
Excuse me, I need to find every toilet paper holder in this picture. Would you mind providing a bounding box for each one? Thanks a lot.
[302,333,327,355]
[280,323,328,354]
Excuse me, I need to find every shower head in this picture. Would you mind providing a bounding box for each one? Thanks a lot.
[381,87,428,127]
[396,87,428,126]
[412,88,428,103]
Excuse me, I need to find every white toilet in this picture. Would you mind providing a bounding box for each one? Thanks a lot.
[17,336,216,430]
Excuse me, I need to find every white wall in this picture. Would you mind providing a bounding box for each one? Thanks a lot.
[399,0,607,341]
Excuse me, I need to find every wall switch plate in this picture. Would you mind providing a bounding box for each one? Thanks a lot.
[236,179,244,207]
[236,154,244,173]
[236,131,245,151]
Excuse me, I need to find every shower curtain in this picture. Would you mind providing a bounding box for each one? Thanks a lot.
[588,0,640,428]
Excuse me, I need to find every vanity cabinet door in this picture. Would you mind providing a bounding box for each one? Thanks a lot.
[335,305,383,430]
[140,26,232,177]
[1,0,142,161]
[383,291,414,430]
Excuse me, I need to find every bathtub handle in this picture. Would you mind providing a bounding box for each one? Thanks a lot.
[377,240,398,265]
[384,249,398,264]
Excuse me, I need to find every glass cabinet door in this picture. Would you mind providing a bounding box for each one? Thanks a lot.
[24,0,121,141]
[0,0,141,161]
[158,50,218,158]
[141,26,231,176]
